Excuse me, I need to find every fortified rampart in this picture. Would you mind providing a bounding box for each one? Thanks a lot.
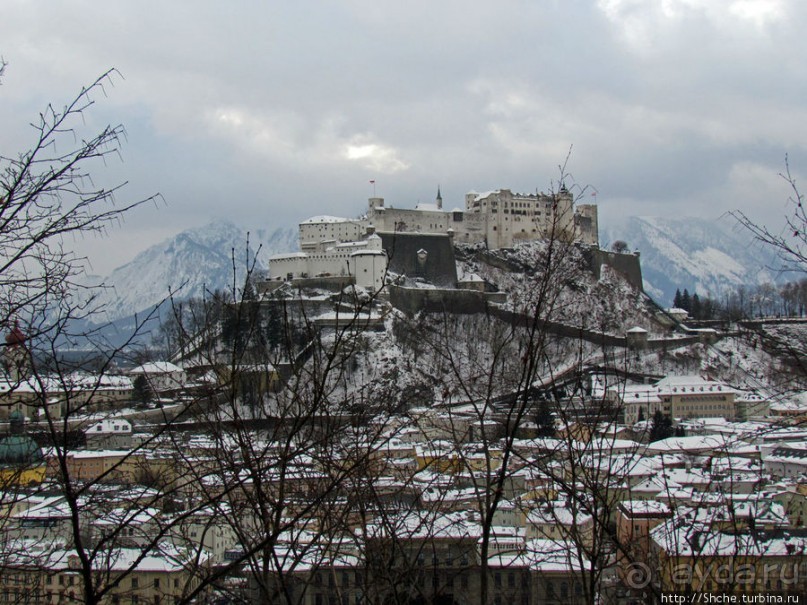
[389,285,506,315]
[583,248,644,292]
[379,232,458,287]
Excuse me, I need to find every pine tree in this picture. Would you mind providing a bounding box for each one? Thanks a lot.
[673,288,683,309]
[132,375,153,405]
[649,410,674,442]
[535,400,555,437]
[681,289,691,312]
[691,293,701,319]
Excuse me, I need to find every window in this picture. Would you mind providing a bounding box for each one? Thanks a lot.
[131,578,139,589]
[154,579,160,588]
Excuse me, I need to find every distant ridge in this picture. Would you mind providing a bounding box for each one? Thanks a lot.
[602,215,783,305]
[85,221,298,325]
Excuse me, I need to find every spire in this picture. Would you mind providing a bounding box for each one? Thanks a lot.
[436,185,443,210]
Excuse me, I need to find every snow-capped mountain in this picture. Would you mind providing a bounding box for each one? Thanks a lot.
[84,221,298,324]
[602,216,781,305]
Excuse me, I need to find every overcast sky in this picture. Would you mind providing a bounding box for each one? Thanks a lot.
[2,0,805,273]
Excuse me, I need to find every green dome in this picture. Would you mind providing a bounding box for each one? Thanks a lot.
[0,434,44,466]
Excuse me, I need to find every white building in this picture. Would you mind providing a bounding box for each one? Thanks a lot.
[363,187,596,248]
[268,233,388,292]
[292,188,598,259]
[298,215,365,253]
[129,361,186,394]
[609,375,738,425]
[84,418,133,450]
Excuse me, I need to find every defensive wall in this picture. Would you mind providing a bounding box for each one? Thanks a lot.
[389,287,711,350]
[379,232,458,287]
[388,285,506,315]
[582,247,644,292]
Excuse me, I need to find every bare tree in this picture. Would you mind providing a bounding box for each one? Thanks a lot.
[0,69,238,605]
[731,156,806,275]
[0,68,159,343]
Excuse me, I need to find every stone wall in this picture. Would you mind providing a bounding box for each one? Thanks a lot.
[389,285,506,316]
[583,248,644,291]
[379,232,458,286]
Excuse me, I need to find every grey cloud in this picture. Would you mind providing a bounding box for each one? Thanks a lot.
[1,1,805,272]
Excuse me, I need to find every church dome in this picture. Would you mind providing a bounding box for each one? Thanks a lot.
[0,434,44,466]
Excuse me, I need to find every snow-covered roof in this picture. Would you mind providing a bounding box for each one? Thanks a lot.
[619,500,672,516]
[300,215,356,224]
[655,375,736,395]
[268,251,307,260]
[85,418,132,434]
[350,249,386,257]
[626,326,648,333]
[414,202,444,212]
[467,190,500,201]
[130,361,184,375]
[645,435,728,455]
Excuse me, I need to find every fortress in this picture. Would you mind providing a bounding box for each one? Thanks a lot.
[362,187,598,249]
[269,188,600,291]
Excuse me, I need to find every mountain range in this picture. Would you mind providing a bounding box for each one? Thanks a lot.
[78,215,786,334]
[82,222,298,326]
[601,215,786,306]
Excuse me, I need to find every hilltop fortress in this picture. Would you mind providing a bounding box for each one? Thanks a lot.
[269,187,602,291]
[364,187,598,248]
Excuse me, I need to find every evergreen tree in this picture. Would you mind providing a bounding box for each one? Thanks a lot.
[673,288,683,309]
[132,375,153,405]
[681,289,691,312]
[535,400,555,437]
[691,293,701,319]
[649,410,674,442]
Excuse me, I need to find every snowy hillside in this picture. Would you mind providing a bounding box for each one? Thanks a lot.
[602,216,781,305]
[85,221,298,324]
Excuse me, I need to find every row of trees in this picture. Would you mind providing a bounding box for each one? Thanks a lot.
[673,278,807,321]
